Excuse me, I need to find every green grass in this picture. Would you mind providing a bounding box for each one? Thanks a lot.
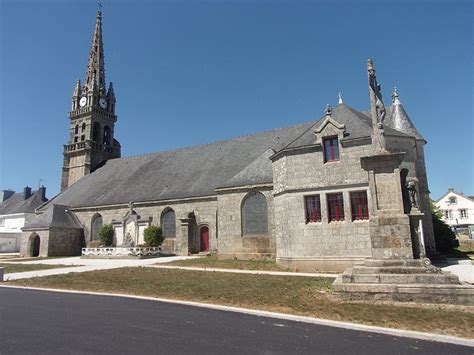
[164,256,297,271]
[8,267,474,339]
[0,263,75,274]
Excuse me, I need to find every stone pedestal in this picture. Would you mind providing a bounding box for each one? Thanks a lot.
[332,151,474,305]
[361,152,413,259]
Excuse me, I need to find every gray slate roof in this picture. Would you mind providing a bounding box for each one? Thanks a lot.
[386,102,424,141]
[0,190,47,215]
[23,204,83,230]
[45,103,423,209]
[46,122,315,208]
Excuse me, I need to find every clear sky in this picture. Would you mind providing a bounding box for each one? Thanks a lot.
[1,0,472,200]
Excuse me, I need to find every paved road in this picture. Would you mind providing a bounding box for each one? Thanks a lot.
[0,288,472,354]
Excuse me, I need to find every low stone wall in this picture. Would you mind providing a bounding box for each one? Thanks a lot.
[82,247,161,259]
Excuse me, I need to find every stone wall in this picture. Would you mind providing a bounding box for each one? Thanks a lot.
[272,142,374,271]
[20,230,50,257]
[217,187,275,259]
[73,197,218,255]
[47,228,84,256]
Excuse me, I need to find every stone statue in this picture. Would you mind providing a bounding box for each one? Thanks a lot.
[367,59,387,152]
[124,233,135,247]
[368,59,386,127]
[406,178,419,211]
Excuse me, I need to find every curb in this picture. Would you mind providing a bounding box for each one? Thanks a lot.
[1,284,472,347]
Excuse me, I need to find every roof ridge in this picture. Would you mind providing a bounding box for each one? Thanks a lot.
[116,119,318,162]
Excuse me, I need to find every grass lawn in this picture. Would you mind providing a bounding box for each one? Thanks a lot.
[8,267,474,339]
[0,263,75,274]
[164,256,300,272]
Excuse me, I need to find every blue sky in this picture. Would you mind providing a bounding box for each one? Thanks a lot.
[1,0,472,200]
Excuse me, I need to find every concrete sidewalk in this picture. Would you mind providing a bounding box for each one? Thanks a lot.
[441,258,474,284]
[2,256,199,281]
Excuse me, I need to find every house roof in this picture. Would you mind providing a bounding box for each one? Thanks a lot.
[23,204,83,230]
[435,190,474,204]
[44,103,423,209]
[0,190,47,215]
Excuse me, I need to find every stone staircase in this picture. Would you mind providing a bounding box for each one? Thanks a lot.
[332,259,474,305]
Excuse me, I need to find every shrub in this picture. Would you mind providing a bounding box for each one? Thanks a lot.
[432,215,459,253]
[98,224,114,246]
[144,225,164,247]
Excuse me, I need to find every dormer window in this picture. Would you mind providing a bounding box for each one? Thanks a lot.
[323,137,339,162]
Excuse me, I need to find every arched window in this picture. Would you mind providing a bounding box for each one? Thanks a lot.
[93,122,101,142]
[161,209,176,238]
[82,123,86,132]
[91,214,103,241]
[103,125,111,145]
[241,191,268,235]
[74,125,79,134]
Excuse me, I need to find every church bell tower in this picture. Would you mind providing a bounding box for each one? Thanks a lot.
[61,9,121,191]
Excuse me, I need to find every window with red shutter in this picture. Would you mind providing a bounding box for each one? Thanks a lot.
[327,193,344,222]
[304,195,321,223]
[350,191,369,221]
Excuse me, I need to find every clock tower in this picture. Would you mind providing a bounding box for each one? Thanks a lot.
[61,9,121,192]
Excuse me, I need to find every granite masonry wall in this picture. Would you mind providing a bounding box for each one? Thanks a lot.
[272,142,375,271]
[216,187,275,259]
[73,197,218,256]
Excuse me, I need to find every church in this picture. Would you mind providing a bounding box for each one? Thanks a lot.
[20,10,436,272]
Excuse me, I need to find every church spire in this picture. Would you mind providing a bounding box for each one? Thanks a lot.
[84,9,106,96]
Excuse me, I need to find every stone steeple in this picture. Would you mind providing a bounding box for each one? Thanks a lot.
[84,10,106,96]
[61,9,121,192]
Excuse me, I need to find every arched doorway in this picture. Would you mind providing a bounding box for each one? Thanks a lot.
[30,234,40,257]
[200,226,209,252]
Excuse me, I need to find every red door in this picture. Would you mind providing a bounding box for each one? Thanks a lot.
[200,226,209,252]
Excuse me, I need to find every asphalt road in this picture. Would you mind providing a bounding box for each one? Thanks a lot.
[0,287,472,355]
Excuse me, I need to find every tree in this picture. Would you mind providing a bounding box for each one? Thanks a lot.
[98,224,114,246]
[144,225,164,247]
[430,200,459,253]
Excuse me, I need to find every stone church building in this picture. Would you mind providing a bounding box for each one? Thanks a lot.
[21,10,436,272]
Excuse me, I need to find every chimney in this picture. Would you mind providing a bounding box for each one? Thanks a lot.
[39,186,47,201]
[448,188,454,192]
[23,186,32,200]
[0,190,14,202]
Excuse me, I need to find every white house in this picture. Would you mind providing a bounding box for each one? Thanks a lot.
[0,187,47,252]
[435,188,474,239]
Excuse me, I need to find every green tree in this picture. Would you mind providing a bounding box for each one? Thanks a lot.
[99,224,114,246]
[429,200,459,253]
[144,225,164,247]
[430,199,443,219]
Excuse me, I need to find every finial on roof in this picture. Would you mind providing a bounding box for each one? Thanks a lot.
[98,2,103,16]
[325,104,332,116]
[338,91,344,104]
[392,86,401,105]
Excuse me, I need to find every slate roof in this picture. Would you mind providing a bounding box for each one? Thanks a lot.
[0,190,47,215]
[45,103,422,209]
[386,102,424,141]
[23,204,83,230]
[45,122,315,208]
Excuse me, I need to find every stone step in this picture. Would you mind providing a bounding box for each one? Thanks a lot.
[332,276,474,305]
[351,265,439,275]
[363,259,425,268]
[343,272,459,285]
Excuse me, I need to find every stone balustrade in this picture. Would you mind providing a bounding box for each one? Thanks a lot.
[81,246,161,259]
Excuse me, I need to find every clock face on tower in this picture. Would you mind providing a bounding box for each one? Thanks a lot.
[99,97,108,109]
[79,96,87,107]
